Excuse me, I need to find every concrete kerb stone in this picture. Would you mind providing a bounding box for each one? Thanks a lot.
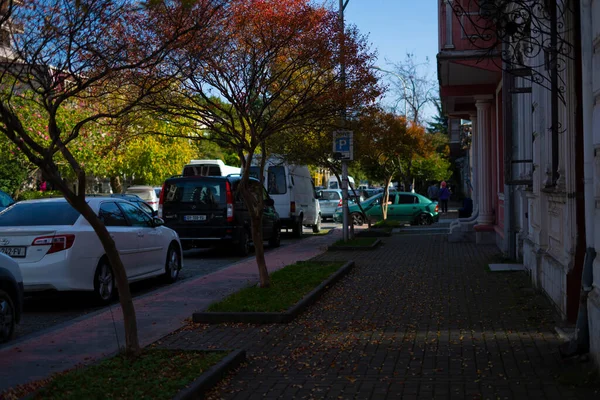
[355,229,392,237]
[192,260,355,324]
[173,349,246,400]
[327,238,382,251]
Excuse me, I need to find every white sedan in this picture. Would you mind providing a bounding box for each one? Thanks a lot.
[0,197,182,304]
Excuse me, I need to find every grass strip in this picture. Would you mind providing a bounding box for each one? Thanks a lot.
[33,349,227,400]
[372,219,402,228]
[332,237,378,247]
[207,261,344,312]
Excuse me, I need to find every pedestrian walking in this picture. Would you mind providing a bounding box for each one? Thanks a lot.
[427,182,439,201]
[439,181,451,213]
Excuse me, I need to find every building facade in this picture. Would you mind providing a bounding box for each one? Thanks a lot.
[438,0,600,365]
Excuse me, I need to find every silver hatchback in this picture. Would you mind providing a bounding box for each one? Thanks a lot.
[317,189,343,220]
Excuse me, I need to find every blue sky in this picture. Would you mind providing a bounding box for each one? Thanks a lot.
[321,0,440,121]
[344,0,438,68]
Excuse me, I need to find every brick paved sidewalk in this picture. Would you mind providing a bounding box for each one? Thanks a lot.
[0,230,346,392]
[159,234,599,399]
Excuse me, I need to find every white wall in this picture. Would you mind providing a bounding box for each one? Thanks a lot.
[586,0,600,367]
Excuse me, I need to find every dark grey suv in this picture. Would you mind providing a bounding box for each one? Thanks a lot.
[158,175,281,256]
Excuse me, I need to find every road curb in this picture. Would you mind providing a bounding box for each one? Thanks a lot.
[327,238,382,251]
[192,261,355,324]
[173,349,246,400]
[356,229,392,237]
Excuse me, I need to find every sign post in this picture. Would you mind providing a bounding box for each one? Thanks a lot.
[333,131,353,242]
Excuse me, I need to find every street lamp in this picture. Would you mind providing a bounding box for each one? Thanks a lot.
[371,65,409,118]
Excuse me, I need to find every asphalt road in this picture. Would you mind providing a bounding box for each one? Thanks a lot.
[13,222,340,342]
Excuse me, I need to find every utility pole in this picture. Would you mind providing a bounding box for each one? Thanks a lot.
[339,0,350,242]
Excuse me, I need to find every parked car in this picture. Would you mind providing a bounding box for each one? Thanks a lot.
[124,185,159,212]
[247,156,320,236]
[110,194,156,217]
[333,191,439,226]
[0,197,182,304]
[0,252,23,343]
[158,175,281,256]
[317,189,342,220]
[0,190,15,212]
[182,159,241,177]
[153,187,162,198]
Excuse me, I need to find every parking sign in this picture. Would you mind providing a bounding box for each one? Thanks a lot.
[333,130,353,160]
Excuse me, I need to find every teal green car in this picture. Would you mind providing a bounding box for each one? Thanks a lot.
[333,191,439,226]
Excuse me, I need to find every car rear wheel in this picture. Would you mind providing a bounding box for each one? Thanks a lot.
[94,260,115,305]
[312,215,321,233]
[236,229,251,256]
[0,289,15,343]
[269,225,281,248]
[417,213,433,225]
[292,216,303,238]
[163,244,181,283]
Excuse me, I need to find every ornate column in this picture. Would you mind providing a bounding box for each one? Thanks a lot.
[476,99,494,225]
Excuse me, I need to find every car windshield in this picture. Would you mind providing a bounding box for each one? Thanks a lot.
[0,202,80,226]
[0,190,14,208]
[126,189,153,201]
[320,191,340,201]
[163,180,226,206]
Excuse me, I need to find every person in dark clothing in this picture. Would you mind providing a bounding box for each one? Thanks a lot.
[427,182,439,201]
[438,181,451,213]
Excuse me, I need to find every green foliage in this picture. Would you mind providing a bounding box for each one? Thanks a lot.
[426,99,448,135]
[34,349,227,400]
[16,190,63,201]
[207,261,344,312]
[372,219,402,228]
[194,137,239,167]
[70,116,199,186]
[0,137,32,196]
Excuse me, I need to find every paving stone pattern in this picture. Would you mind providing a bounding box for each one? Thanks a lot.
[158,234,599,399]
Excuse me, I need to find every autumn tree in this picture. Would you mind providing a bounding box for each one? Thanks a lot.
[155,0,379,287]
[355,107,433,219]
[0,0,219,355]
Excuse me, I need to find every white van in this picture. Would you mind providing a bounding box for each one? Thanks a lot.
[182,159,241,177]
[328,175,355,190]
[247,156,320,236]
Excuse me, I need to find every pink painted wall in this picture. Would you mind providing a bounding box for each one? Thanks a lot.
[438,0,500,53]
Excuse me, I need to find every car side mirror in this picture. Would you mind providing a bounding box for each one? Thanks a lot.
[265,198,275,207]
[151,210,158,217]
[152,217,164,226]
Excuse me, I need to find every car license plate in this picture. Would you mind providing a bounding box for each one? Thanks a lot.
[0,246,26,258]
[184,215,206,222]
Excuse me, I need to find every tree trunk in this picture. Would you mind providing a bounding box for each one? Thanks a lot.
[46,171,140,356]
[251,214,270,288]
[237,175,270,288]
[77,201,140,355]
[110,176,123,194]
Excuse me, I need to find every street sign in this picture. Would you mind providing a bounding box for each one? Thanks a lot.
[333,130,353,161]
